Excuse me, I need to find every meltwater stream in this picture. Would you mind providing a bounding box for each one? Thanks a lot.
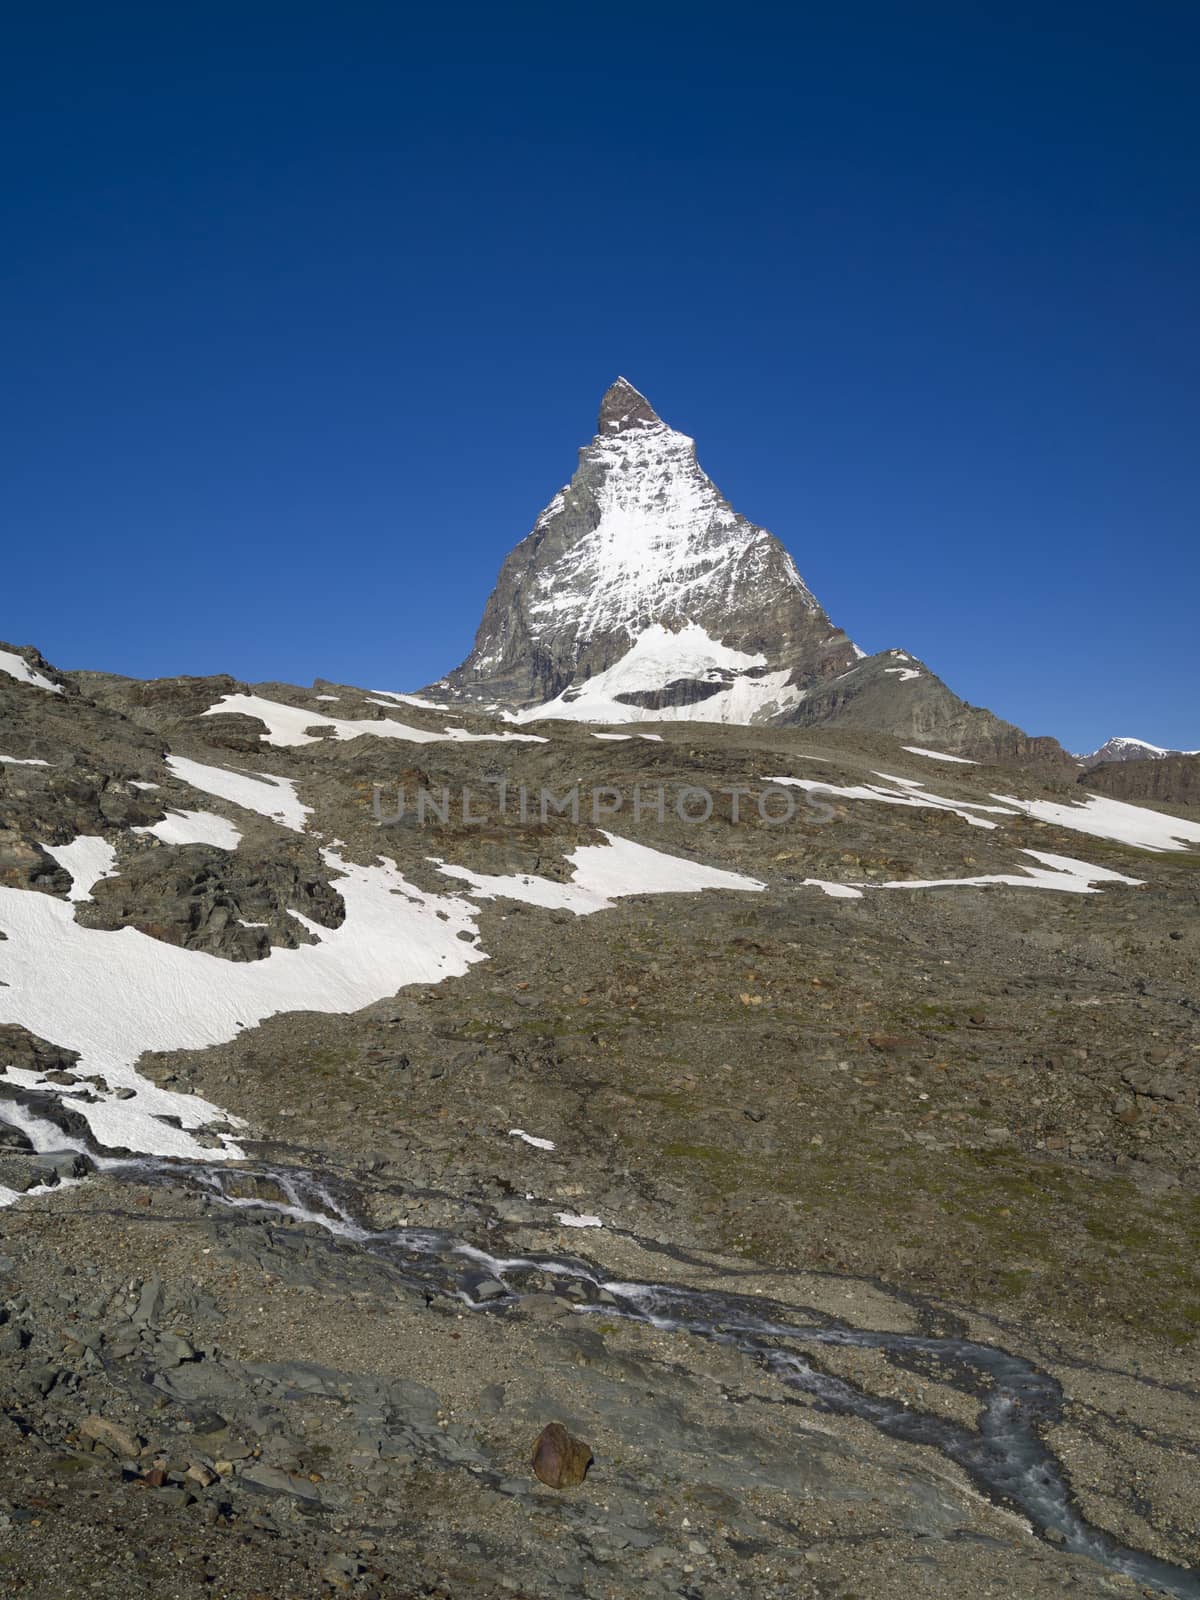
[4,1112,1198,1600]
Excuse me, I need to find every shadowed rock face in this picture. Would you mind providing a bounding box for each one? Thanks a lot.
[780,650,1075,768]
[1082,752,1200,806]
[598,376,660,435]
[440,379,859,710]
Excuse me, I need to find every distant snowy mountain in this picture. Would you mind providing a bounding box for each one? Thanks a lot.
[436,379,1069,762]
[1078,736,1199,770]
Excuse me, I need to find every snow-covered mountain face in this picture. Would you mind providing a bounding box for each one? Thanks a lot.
[1079,736,1199,769]
[434,378,1072,762]
[441,379,860,722]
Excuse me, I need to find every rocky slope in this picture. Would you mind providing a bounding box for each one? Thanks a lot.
[2,638,1200,1598]
[779,647,1073,767]
[436,380,1069,763]
[1082,751,1200,807]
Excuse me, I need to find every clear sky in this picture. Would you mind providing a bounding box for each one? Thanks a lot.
[3,3,1197,752]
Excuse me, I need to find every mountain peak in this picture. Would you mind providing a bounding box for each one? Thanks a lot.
[598,377,661,436]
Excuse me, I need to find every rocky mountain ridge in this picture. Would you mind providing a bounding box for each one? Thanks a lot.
[1079,735,1200,769]
[437,380,1072,764]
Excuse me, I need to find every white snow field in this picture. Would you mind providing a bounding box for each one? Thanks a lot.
[0,648,62,693]
[134,809,243,849]
[767,772,1017,830]
[992,793,1200,853]
[875,850,1143,896]
[0,754,50,766]
[512,624,806,726]
[0,849,487,1161]
[165,755,312,832]
[769,765,1197,870]
[43,836,119,902]
[438,829,765,916]
[203,692,546,748]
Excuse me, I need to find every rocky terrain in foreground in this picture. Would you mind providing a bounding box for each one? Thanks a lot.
[1,642,1198,1600]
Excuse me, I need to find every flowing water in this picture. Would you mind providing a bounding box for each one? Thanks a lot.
[4,1098,1198,1600]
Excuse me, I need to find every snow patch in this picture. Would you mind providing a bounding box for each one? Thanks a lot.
[204,692,545,748]
[166,755,312,833]
[903,747,978,765]
[992,793,1200,854]
[134,809,243,850]
[438,830,765,915]
[509,1129,555,1151]
[514,625,805,727]
[803,879,864,899]
[0,848,486,1162]
[43,836,118,902]
[0,649,62,694]
[768,773,1016,831]
[369,690,452,710]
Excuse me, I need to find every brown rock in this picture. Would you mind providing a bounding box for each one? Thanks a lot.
[79,1415,141,1458]
[531,1422,592,1489]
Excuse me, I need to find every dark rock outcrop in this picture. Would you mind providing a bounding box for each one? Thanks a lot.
[1081,752,1200,808]
[76,840,346,961]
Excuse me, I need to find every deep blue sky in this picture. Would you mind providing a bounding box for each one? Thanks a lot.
[3,4,1197,751]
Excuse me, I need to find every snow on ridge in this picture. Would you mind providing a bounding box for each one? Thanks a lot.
[0,754,50,766]
[203,692,546,748]
[0,649,62,694]
[1105,736,1170,755]
[166,755,312,833]
[1079,735,1199,761]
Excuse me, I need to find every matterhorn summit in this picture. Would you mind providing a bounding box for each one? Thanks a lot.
[437,378,1068,762]
[442,378,859,722]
